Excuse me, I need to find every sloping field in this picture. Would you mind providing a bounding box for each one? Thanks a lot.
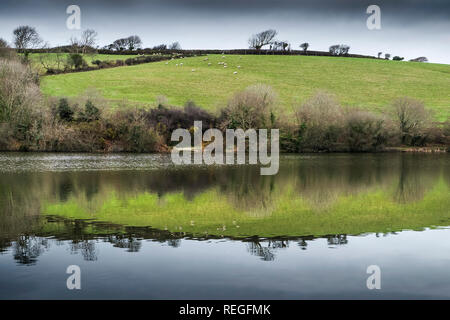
[41,54,450,120]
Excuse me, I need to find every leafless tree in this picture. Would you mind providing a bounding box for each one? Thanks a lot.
[329,44,350,56]
[300,42,309,52]
[248,29,277,50]
[69,36,81,53]
[80,29,98,54]
[393,97,431,145]
[13,26,42,54]
[111,38,128,51]
[169,41,182,50]
[0,38,8,48]
[377,52,382,58]
[272,40,289,51]
[126,35,142,51]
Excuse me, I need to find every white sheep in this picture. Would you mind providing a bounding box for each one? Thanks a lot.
[233,71,238,74]
[191,69,195,72]
[237,65,241,68]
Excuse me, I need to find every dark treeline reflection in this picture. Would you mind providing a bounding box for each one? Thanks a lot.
[1,216,373,265]
[0,153,448,264]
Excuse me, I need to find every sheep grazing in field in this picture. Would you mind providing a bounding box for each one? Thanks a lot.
[208,63,212,66]
[180,63,183,66]
[222,55,226,58]
[233,71,238,74]
[176,64,179,67]
[165,62,169,65]
[204,57,209,61]
[224,65,227,68]
[237,66,241,68]
[191,69,195,72]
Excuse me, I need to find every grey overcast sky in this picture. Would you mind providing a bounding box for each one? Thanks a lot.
[1,0,449,63]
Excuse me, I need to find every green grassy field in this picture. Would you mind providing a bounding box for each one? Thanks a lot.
[41,54,450,120]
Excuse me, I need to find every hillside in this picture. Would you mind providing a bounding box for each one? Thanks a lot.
[41,54,450,121]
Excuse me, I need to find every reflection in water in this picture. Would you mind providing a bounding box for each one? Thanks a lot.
[0,153,449,267]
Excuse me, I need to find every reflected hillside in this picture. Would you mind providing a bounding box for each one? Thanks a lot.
[0,153,449,251]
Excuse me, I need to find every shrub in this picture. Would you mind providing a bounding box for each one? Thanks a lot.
[295,92,345,151]
[0,58,42,149]
[66,53,86,70]
[145,101,215,144]
[57,98,74,122]
[392,97,431,146]
[219,84,277,130]
[345,110,395,151]
[78,100,100,122]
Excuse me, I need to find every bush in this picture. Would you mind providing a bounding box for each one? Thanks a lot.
[0,58,42,149]
[57,98,74,122]
[145,100,215,144]
[345,110,395,151]
[392,97,431,146]
[219,84,277,130]
[78,100,100,122]
[66,54,86,70]
[295,92,345,151]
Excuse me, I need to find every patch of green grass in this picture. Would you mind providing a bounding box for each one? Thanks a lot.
[41,55,450,121]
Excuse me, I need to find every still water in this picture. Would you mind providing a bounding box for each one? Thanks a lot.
[0,153,449,299]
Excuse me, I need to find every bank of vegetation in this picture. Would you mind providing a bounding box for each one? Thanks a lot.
[0,49,448,153]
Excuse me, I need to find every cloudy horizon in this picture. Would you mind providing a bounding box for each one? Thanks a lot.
[1,0,449,63]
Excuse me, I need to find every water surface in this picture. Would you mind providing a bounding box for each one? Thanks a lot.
[0,153,449,299]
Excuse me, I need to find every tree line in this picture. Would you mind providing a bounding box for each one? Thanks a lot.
[0,25,428,63]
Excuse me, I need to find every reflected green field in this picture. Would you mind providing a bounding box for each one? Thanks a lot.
[1,153,450,299]
[42,178,449,238]
[1,153,445,240]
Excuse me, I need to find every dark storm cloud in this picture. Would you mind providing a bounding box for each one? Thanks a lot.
[1,0,449,21]
[1,0,449,63]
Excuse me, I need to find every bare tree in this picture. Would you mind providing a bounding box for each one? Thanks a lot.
[110,38,128,51]
[0,38,8,48]
[272,40,289,51]
[13,26,42,56]
[126,35,142,51]
[300,42,309,52]
[152,44,167,50]
[377,52,382,58]
[329,44,350,56]
[169,41,182,50]
[80,29,98,54]
[69,36,81,53]
[393,97,431,145]
[248,29,277,50]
